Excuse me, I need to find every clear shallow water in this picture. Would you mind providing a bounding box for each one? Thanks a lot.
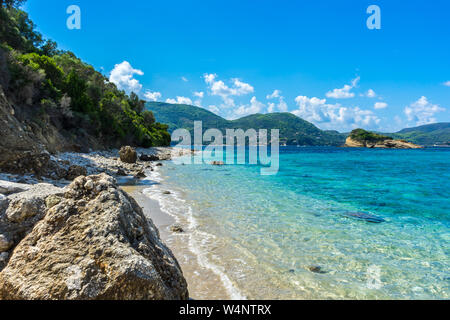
[146,147,449,299]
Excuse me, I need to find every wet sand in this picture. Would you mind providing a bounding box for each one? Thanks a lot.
[121,185,232,300]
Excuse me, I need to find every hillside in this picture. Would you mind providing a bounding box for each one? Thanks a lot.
[390,123,450,146]
[146,102,346,146]
[0,2,170,173]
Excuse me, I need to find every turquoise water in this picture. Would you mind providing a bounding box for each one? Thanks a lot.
[150,147,449,299]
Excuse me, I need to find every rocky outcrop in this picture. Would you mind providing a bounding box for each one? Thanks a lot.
[0,174,188,300]
[65,165,88,181]
[119,146,138,164]
[345,137,423,149]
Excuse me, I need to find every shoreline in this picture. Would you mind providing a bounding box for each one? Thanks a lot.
[1,146,234,299]
[121,160,246,300]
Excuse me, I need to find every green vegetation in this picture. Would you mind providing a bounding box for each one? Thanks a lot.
[349,129,392,143]
[146,102,346,146]
[390,123,450,146]
[0,1,170,148]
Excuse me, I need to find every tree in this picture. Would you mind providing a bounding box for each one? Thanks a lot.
[0,0,26,9]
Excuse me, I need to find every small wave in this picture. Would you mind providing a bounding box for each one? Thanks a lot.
[141,164,246,300]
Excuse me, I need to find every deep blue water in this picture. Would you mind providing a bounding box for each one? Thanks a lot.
[151,147,450,299]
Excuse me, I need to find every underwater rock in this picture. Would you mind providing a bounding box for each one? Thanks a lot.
[344,212,385,223]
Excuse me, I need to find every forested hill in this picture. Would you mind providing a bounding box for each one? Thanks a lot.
[0,0,170,160]
[146,102,346,146]
[390,123,450,146]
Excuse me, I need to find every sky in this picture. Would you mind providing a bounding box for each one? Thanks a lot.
[25,0,450,132]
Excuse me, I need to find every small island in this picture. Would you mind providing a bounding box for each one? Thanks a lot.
[345,129,423,149]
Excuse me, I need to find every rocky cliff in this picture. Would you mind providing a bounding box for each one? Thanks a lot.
[0,173,188,300]
[345,136,423,149]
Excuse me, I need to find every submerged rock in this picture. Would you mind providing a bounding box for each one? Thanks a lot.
[170,225,184,233]
[308,266,327,274]
[119,146,137,164]
[344,212,385,223]
[0,173,188,300]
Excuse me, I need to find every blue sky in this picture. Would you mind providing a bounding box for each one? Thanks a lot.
[25,0,450,132]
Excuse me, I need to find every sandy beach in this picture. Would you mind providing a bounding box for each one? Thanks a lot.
[121,184,232,300]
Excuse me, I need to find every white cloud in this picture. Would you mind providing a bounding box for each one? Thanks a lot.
[144,91,162,102]
[166,96,193,105]
[181,76,188,82]
[266,89,287,112]
[266,90,281,99]
[204,73,254,107]
[374,102,388,109]
[366,89,377,98]
[292,95,380,131]
[443,81,450,87]
[326,76,360,99]
[207,105,220,114]
[109,61,144,94]
[232,97,265,118]
[404,96,445,125]
[193,91,204,98]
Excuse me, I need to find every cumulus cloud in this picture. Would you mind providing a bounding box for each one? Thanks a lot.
[207,105,220,114]
[326,76,360,99]
[232,97,265,118]
[404,96,445,125]
[266,89,288,112]
[193,91,204,107]
[366,89,376,98]
[194,91,204,98]
[266,90,281,99]
[292,95,380,131]
[109,61,144,94]
[166,96,193,105]
[204,73,254,107]
[374,102,388,109]
[443,81,450,87]
[143,91,162,102]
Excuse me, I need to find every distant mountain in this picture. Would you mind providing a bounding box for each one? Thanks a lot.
[146,102,346,146]
[390,123,450,146]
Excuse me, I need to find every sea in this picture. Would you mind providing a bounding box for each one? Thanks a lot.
[142,146,449,299]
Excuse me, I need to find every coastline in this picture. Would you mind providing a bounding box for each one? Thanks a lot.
[1,146,233,299]
[121,184,233,300]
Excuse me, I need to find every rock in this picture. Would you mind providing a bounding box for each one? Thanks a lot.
[156,163,163,167]
[140,154,159,162]
[5,196,45,223]
[5,183,63,223]
[133,170,146,179]
[0,234,12,252]
[119,146,137,164]
[163,191,171,195]
[0,252,8,270]
[0,180,31,195]
[45,195,62,209]
[345,136,423,149]
[0,173,188,300]
[344,212,385,223]
[66,165,88,181]
[308,266,327,274]
[117,168,127,176]
[170,225,184,233]
[0,194,8,212]
[211,161,225,166]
